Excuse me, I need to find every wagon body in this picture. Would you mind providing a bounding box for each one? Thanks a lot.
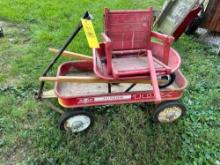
[55,61,187,108]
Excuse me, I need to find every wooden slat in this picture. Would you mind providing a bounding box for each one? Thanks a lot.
[112,40,147,50]
[109,13,149,24]
[109,24,149,33]
[39,75,166,84]
[49,48,93,60]
[109,31,147,41]
[201,0,220,32]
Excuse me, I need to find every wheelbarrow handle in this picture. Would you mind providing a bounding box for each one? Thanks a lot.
[36,11,91,99]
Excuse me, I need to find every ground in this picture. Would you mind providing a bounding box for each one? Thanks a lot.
[0,0,220,164]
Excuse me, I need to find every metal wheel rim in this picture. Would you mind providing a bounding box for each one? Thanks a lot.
[64,115,91,133]
[158,106,182,123]
[158,75,171,86]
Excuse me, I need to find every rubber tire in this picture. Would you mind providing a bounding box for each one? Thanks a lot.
[152,101,186,123]
[159,73,176,89]
[59,109,94,133]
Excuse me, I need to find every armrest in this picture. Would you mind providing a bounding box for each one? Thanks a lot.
[101,33,112,75]
[151,31,174,44]
[101,32,111,43]
[151,31,174,66]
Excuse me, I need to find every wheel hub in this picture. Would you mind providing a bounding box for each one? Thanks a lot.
[158,106,182,123]
[64,115,91,133]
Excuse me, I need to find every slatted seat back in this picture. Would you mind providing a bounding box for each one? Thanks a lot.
[104,7,153,51]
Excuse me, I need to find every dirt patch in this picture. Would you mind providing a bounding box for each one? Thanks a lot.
[0,21,31,44]
[0,20,31,85]
[0,139,33,165]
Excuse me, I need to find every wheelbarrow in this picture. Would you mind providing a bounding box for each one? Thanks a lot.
[36,11,188,133]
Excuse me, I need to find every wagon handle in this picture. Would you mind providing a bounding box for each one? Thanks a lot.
[35,11,92,99]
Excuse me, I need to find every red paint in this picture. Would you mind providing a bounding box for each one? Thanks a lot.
[93,8,180,81]
[55,61,188,108]
[173,6,202,40]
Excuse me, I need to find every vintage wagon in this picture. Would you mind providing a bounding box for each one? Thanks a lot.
[36,9,188,133]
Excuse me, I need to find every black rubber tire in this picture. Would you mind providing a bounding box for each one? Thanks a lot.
[59,109,94,133]
[152,101,186,123]
[159,73,176,89]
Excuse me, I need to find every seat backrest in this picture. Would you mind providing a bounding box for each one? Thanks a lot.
[104,7,153,51]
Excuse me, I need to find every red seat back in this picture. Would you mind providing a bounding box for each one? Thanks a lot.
[104,7,153,51]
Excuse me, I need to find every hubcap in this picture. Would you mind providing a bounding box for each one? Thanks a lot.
[64,115,91,133]
[158,106,182,123]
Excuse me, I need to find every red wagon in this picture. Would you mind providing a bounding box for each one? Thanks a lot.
[37,10,188,133]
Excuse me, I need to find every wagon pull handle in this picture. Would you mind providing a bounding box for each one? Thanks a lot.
[35,11,92,99]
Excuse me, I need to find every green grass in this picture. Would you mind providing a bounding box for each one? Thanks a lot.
[0,0,220,164]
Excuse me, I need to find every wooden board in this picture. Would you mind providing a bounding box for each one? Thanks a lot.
[56,81,179,98]
[155,0,199,35]
[201,0,220,32]
[57,83,152,97]
[40,75,156,84]
[49,48,92,60]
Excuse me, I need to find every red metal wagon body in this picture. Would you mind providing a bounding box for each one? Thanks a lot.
[55,61,187,108]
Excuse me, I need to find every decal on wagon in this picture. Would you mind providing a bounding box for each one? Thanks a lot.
[79,95,132,104]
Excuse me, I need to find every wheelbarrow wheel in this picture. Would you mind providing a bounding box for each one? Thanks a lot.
[158,73,176,89]
[152,101,186,123]
[59,109,94,133]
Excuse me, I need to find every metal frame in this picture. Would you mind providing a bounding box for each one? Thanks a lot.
[36,12,91,99]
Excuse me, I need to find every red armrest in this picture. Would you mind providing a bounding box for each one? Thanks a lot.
[151,31,174,44]
[101,33,112,75]
[151,31,174,66]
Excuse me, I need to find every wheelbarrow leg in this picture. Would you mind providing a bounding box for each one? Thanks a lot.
[147,50,161,103]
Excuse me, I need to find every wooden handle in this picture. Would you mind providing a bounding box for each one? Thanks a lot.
[40,76,102,83]
[39,76,165,84]
[49,48,93,60]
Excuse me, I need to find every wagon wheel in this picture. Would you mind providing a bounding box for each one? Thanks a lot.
[152,101,186,123]
[59,109,94,133]
[158,73,176,89]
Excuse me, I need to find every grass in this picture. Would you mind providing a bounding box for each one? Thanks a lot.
[0,0,220,164]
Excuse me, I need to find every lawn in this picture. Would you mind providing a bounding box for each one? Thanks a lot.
[0,0,220,164]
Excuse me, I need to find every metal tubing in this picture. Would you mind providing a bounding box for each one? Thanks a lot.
[108,83,112,93]
[36,12,91,99]
[124,83,136,92]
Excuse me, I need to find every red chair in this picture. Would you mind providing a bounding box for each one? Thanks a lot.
[93,7,180,81]
[93,7,182,103]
